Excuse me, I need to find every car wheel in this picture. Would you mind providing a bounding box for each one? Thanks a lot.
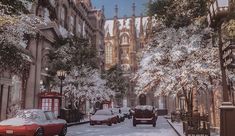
[34,128,44,136]
[153,123,156,127]
[113,119,117,124]
[107,121,112,126]
[117,117,121,123]
[59,125,67,136]
[133,119,136,127]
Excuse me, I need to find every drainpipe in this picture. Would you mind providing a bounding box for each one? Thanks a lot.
[33,33,40,108]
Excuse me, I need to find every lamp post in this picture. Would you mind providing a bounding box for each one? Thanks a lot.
[57,70,66,109]
[207,0,235,135]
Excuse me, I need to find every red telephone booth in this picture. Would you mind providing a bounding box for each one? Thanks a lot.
[39,92,61,117]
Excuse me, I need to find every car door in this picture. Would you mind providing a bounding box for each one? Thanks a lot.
[44,111,63,135]
[44,111,58,135]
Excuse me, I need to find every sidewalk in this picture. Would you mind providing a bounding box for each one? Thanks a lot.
[67,118,90,127]
[166,118,220,136]
[166,119,184,136]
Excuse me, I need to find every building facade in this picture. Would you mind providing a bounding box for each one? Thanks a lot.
[0,0,105,120]
[104,4,164,109]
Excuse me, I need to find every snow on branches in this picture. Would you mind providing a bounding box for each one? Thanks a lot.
[63,67,115,108]
[0,0,51,74]
[134,23,221,96]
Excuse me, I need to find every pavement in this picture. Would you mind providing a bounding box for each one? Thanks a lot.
[165,117,220,136]
[67,116,178,136]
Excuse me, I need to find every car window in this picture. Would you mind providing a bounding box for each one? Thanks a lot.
[95,110,112,115]
[44,111,56,120]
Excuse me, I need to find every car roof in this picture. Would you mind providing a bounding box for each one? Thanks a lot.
[135,105,154,110]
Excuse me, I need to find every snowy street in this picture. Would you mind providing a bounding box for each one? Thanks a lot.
[67,116,178,136]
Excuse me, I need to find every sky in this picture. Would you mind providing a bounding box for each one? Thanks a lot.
[91,0,149,19]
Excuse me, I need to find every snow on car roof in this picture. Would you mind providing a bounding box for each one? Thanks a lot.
[0,118,35,126]
[95,109,112,115]
[110,108,120,113]
[16,109,47,121]
[90,115,111,121]
[135,105,154,111]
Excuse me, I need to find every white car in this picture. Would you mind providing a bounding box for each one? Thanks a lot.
[121,107,132,119]
[90,109,118,126]
[110,108,125,122]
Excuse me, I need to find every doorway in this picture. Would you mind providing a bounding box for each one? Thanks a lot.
[139,94,146,105]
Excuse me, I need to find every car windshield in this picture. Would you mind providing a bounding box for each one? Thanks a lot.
[135,105,154,111]
[16,110,47,121]
[44,111,56,120]
[95,110,112,115]
[121,107,130,112]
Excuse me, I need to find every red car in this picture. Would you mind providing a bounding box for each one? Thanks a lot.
[0,109,67,136]
[90,109,118,126]
[133,105,157,127]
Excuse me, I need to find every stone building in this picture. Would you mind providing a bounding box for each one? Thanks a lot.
[104,4,167,110]
[0,0,105,120]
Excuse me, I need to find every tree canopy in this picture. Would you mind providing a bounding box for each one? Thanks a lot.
[147,0,207,28]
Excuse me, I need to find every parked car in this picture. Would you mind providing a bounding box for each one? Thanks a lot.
[0,109,67,136]
[132,105,157,127]
[120,107,132,119]
[110,108,125,122]
[90,109,117,126]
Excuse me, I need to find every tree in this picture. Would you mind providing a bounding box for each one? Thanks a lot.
[0,0,46,75]
[133,22,221,112]
[147,0,207,28]
[103,65,129,97]
[47,36,114,109]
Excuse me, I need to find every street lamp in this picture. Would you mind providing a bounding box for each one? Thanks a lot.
[207,0,235,136]
[57,70,66,109]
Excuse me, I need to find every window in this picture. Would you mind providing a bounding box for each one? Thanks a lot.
[105,43,113,64]
[42,98,52,111]
[121,34,129,44]
[61,6,67,28]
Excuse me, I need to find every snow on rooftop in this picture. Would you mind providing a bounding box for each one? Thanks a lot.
[105,16,149,37]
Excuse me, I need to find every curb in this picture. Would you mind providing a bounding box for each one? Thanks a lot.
[166,119,182,136]
[67,121,90,127]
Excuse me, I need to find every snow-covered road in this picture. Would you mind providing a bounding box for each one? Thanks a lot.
[67,116,178,136]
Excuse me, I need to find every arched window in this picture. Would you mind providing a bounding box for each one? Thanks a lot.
[105,43,113,64]
[121,34,129,44]
[61,6,67,28]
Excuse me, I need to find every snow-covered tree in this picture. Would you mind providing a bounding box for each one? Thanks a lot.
[62,67,115,109]
[48,36,115,109]
[103,65,129,97]
[0,0,48,75]
[133,21,221,111]
[147,0,207,28]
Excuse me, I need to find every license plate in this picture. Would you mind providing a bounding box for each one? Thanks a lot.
[6,130,13,134]
[97,121,101,124]
[140,120,147,123]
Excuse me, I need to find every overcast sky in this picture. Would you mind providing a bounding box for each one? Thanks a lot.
[91,0,149,19]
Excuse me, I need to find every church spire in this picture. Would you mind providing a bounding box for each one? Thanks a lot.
[115,4,118,18]
[132,2,136,16]
[102,5,105,13]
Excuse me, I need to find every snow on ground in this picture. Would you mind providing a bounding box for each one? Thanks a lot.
[67,116,178,136]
